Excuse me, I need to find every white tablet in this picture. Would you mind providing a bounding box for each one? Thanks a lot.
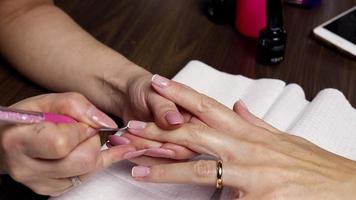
[313,6,356,57]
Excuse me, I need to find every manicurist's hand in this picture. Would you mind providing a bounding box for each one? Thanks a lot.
[127,75,356,200]
[0,0,195,162]
[0,93,139,196]
[121,71,185,128]
[0,0,185,129]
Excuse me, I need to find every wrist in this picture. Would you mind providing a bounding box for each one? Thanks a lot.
[105,62,151,117]
[103,61,151,97]
[85,59,151,117]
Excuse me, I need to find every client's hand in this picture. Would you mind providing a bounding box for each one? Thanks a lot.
[0,93,138,196]
[97,71,197,163]
[127,75,356,199]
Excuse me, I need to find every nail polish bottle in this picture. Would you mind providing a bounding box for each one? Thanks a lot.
[256,0,287,65]
[206,0,236,24]
[236,0,267,38]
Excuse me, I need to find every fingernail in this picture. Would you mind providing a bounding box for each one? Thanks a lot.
[165,111,184,125]
[108,135,130,145]
[128,120,147,130]
[86,127,98,137]
[239,100,248,110]
[132,166,150,178]
[87,105,117,128]
[106,141,113,148]
[123,149,147,159]
[145,148,175,159]
[151,74,170,88]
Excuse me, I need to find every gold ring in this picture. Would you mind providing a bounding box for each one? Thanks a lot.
[216,160,223,189]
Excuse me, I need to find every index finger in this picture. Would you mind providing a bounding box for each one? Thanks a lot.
[12,92,117,129]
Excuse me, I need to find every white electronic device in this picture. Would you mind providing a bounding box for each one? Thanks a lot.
[313,6,356,58]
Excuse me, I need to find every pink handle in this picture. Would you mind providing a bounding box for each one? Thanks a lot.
[236,0,266,38]
[43,113,77,124]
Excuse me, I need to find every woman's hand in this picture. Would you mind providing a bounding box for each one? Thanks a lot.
[0,0,194,164]
[0,93,140,196]
[121,72,185,128]
[101,70,198,163]
[126,75,356,199]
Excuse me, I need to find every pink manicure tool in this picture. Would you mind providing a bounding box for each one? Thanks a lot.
[0,106,127,133]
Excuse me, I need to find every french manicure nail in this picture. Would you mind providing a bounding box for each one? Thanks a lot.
[108,135,130,145]
[239,100,248,110]
[131,166,150,178]
[165,111,184,125]
[123,149,147,159]
[87,105,118,128]
[128,120,147,130]
[145,148,176,159]
[151,74,170,88]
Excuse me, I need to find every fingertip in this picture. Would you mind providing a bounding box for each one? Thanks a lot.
[233,100,256,123]
[234,100,250,115]
[151,74,170,89]
[234,101,279,132]
[147,92,183,129]
[108,135,131,145]
[131,166,151,178]
[151,74,158,82]
[164,111,184,125]
[238,100,248,110]
[87,105,118,129]
[127,120,147,130]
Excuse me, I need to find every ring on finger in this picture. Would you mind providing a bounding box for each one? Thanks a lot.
[216,160,223,189]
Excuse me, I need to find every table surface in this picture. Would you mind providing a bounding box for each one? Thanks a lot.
[1,0,356,199]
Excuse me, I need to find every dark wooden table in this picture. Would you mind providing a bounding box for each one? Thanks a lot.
[0,0,355,199]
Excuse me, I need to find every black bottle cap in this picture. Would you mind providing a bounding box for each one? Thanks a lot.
[256,0,287,65]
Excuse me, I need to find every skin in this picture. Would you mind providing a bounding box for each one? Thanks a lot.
[125,75,356,200]
[0,92,139,196]
[5,1,354,198]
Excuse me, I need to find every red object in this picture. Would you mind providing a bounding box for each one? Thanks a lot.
[43,112,77,123]
[236,0,267,38]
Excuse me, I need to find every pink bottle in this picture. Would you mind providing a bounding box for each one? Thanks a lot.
[236,0,267,38]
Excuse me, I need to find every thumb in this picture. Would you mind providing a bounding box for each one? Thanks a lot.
[147,92,184,129]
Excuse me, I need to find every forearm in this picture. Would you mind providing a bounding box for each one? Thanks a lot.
[0,0,149,115]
